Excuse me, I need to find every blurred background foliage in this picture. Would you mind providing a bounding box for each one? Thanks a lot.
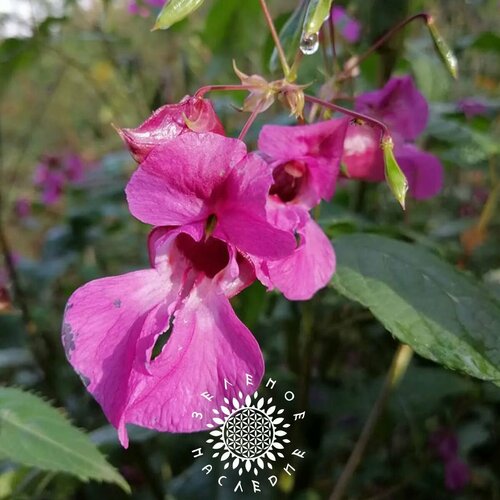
[0,0,499,498]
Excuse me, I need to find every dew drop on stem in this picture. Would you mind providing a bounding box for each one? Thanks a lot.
[300,32,319,55]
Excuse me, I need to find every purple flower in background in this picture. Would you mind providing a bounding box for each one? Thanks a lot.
[14,197,31,219]
[445,457,471,491]
[342,75,444,199]
[33,156,66,206]
[33,153,90,206]
[430,428,458,461]
[430,428,471,492]
[64,154,85,183]
[332,6,361,43]
[256,119,348,300]
[63,132,296,446]
[457,98,489,119]
[128,0,166,17]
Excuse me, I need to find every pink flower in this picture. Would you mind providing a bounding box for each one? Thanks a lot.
[342,75,444,199]
[118,96,224,163]
[126,133,295,258]
[332,6,361,44]
[258,119,348,209]
[255,119,348,300]
[63,132,296,446]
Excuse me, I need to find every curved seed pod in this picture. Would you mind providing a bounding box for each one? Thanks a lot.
[427,16,459,79]
[382,136,408,209]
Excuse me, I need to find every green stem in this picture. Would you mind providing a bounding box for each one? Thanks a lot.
[329,344,413,500]
[194,84,256,98]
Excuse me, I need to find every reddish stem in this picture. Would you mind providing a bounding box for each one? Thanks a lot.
[259,0,290,76]
[337,13,430,82]
[238,104,263,141]
[304,94,390,140]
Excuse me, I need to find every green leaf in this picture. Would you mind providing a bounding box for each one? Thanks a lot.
[0,388,129,493]
[153,0,205,30]
[331,234,500,385]
[471,32,500,54]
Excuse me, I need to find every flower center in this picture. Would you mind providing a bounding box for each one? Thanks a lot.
[176,233,229,278]
[269,160,307,202]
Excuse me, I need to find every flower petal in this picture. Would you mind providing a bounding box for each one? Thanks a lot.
[355,76,429,142]
[62,269,174,447]
[263,207,335,300]
[396,144,444,199]
[122,280,264,436]
[125,133,247,227]
[259,119,348,207]
[214,207,296,259]
[118,96,224,163]
[342,123,385,182]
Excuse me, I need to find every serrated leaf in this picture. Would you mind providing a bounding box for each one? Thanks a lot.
[0,388,129,493]
[331,234,500,385]
[153,0,205,30]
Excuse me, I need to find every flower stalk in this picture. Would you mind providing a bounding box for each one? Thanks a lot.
[329,344,413,500]
[259,0,291,78]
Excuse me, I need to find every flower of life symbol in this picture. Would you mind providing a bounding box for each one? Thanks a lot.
[224,407,273,459]
[206,391,290,477]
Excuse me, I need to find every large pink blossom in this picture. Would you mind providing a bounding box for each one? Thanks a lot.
[118,96,224,163]
[342,75,444,199]
[62,132,296,446]
[256,119,347,300]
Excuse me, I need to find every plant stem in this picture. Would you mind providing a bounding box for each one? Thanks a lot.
[0,225,31,325]
[194,84,256,98]
[329,344,413,500]
[238,104,263,141]
[328,5,339,74]
[337,13,430,83]
[298,300,316,411]
[259,0,291,77]
[304,94,390,139]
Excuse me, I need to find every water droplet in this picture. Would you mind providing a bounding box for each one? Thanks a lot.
[300,32,319,55]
